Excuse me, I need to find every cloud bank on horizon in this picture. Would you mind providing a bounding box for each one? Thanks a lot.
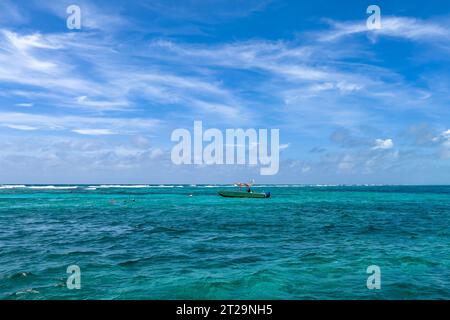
[0,0,449,184]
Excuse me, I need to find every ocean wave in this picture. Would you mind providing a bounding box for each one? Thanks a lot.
[93,184,183,189]
[15,288,40,295]
[28,186,78,190]
[0,185,27,189]
[308,184,339,187]
[96,185,150,188]
[204,185,227,188]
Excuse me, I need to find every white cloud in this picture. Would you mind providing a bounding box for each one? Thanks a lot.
[433,129,450,158]
[0,18,441,130]
[0,134,170,180]
[301,165,311,173]
[150,148,164,159]
[0,30,103,99]
[0,28,246,118]
[149,39,338,82]
[432,130,449,144]
[439,129,450,141]
[319,17,450,43]
[15,103,33,107]
[0,112,160,134]
[279,143,290,150]
[74,95,129,110]
[72,129,116,135]
[3,124,38,131]
[189,100,243,120]
[372,139,394,150]
[148,36,433,127]
[337,154,356,172]
[35,0,129,32]
[3,30,60,51]
[0,10,449,183]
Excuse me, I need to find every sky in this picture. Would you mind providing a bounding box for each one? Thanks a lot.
[0,0,449,184]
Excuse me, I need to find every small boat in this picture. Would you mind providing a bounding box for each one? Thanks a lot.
[218,190,271,198]
[218,181,270,198]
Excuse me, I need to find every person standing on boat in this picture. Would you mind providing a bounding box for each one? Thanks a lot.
[234,181,253,193]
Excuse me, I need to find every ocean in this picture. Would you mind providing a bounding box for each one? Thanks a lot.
[0,185,449,300]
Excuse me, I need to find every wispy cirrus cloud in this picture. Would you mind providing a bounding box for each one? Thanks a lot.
[318,16,450,43]
[147,36,440,132]
[2,124,38,131]
[15,103,33,107]
[34,0,130,32]
[0,28,247,119]
[0,1,449,183]
[72,129,117,135]
[0,112,161,134]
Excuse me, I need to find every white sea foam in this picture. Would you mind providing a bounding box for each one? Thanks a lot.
[96,185,150,188]
[28,186,78,189]
[313,184,339,187]
[203,185,237,188]
[96,185,182,188]
[15,288,39,295]
[0,185,27,189]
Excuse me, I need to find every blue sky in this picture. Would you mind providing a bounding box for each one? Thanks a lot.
[0,0,449,184]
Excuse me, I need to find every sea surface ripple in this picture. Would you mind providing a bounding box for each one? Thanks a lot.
[1,185,449,299]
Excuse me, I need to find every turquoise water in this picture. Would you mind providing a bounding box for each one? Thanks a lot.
[1,185,449,300]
